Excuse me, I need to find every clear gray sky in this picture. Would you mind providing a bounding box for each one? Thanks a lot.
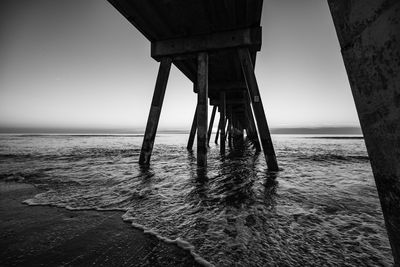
[0,0,360,132]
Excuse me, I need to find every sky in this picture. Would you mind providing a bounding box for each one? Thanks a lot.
[0,0,360,133]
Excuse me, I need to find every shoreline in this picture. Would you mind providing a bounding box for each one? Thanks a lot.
[0,181,202,266]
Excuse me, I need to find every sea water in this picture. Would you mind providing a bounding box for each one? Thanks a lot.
[0,134,392,266]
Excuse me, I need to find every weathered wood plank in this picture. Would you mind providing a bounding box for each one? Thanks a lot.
[139,58,172,165]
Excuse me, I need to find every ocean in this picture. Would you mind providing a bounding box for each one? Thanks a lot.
[0,134,392,266]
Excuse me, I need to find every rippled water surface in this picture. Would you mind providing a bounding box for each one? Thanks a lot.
[0,134,392,266]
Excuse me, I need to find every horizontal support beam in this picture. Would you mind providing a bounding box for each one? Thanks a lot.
[151,27,261,59]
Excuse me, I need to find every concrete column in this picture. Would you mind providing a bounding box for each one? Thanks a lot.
[328,1,400,264]
[187,105,197,150]
[238,48,279,171]
[139,58,172,165]
[227,111,233,149]
[237,120,244,140]
[224,117,230,145]
[244,92,261,151]
[215,116,221,144]
[232,116,244,148]
[207,105,217,146]
[219,92,226,155]
[197,52,208,167]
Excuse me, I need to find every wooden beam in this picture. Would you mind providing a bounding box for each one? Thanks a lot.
[151,27,261,59]
[139,58,172,165]
[197,52,208,167]
[219,92,226,155]
[187,105,197,150]
[207,106,217,146]
[238,48,279,171]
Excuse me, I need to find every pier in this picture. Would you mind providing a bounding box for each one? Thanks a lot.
[107,0,278,170]
[108,0,400,265]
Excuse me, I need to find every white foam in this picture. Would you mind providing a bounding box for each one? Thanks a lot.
[22,198,37,205]
[122,213,214,267]
[25,199,130,212]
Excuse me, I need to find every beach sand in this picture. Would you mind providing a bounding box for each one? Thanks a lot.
[0,182,202,266]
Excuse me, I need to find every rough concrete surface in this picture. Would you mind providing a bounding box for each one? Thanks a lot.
[328,0,400,265]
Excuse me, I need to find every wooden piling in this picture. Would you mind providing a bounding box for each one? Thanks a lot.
[139,58,172,165]
[219,92,226,155]
[196,52,208,167]
[207,105,217,146]
[187,105,197,150]
[238,48,278,171]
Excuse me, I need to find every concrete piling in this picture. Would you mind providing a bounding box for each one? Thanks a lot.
[328,1,400,264]
[196,52,209,167]
[139,58,172,165]
[207,105,217,146]
[187,105,198,150]
[219,91,226,155]
[238,48,278,171]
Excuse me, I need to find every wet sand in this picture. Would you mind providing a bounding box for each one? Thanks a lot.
[0,182,202,267]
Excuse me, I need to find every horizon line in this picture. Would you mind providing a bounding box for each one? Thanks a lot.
[0,126,362,135]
